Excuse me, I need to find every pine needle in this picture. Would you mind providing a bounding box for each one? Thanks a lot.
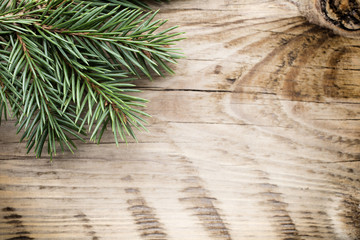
[0,0,183,158]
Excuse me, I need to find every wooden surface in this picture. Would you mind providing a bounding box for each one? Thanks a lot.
[1,0,360,239]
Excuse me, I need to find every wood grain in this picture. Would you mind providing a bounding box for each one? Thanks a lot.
[1,0,360,239]
[292,0,360,39]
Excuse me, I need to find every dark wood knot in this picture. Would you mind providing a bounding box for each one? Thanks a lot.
[294,0,360,38]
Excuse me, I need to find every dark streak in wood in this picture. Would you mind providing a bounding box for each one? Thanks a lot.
[125,188,140,193]
[123,176,168,240]
[180,176,232,240]
[324,45,360,99]
[74,213,87,218]
[214,65,223,74]
[36,171,57,176]
[2,207,16,212]
[5,237,34,240]
[74,212,100,239]
[4,214,22,219]
[282,31,330,101]
[15,232,30,235]
[3,207,33,239]
[259,186,301,240]
[341,195,360,239]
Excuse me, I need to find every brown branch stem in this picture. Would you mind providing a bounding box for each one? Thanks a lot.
[16,33,28,56]
[33,22,89,36]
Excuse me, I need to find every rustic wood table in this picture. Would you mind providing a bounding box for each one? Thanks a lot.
[1,1,359,239]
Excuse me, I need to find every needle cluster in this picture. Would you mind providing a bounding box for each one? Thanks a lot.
[0,0,183,158]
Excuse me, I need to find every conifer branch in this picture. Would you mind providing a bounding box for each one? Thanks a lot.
[0,0,183,158]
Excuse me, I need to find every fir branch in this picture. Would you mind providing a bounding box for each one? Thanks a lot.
[0,0,183,158]
[76,0,169,10]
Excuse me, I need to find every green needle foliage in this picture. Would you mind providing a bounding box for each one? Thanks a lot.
[0,0,183,158]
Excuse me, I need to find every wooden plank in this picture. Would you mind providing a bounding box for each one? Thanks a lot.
[1,1,359,239]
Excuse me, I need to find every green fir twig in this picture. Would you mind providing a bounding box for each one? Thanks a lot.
[0,0,184,158]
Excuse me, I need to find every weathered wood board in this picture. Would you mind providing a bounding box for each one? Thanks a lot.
[1,0,359,239]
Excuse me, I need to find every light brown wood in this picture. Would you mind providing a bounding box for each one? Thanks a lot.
[1,1,360,239]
